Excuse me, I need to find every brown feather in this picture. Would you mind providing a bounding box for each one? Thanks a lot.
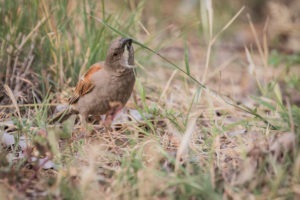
[68,63,103,105]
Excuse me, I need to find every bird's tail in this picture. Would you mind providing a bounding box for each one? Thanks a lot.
[50,106,78,124]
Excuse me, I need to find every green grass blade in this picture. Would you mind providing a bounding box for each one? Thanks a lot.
[250,96,276,111]
[184,37,190,75]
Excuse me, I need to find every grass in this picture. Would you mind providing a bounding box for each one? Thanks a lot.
[1,0,300,199]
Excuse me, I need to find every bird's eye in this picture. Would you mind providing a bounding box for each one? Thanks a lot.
[113,52,118,57]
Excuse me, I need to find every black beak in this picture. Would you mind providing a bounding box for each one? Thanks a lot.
[120,38,132,48]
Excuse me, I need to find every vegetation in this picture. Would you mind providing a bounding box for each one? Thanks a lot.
[0,0,300,199]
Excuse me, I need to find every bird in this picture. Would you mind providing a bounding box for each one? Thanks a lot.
[51,37,136,128]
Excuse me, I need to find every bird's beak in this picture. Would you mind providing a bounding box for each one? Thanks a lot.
[120,38,132,48]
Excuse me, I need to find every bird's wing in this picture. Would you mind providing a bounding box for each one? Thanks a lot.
[68,62,103,105]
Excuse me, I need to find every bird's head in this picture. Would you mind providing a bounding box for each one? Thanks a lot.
[105,37,135,70]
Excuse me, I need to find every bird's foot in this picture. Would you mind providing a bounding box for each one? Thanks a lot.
[100,118,113,132]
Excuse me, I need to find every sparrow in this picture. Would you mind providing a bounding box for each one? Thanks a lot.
[52,37,135,127]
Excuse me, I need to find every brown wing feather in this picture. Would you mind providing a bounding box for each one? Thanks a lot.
[68,63,103,105]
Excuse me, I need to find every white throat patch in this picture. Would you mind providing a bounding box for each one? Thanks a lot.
[121,46,135,69]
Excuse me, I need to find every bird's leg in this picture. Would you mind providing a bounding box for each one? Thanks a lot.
[79,114,88,134]
[102,101,123,127]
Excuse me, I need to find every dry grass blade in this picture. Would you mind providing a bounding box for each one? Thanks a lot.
[211,6,245,44]
[175,117,197,172]
[262,17,270,70]
[247,14,265,68]
[205,0,213,39]
[79,48,91,77]
[245,46,264,94]
[202,42,212,83]
[138,21,150,36]
[0,103,61,108]
[18,17,47,50]
[245,47,255,75]
[3,84,21,121]
[159,69,177,102]
[201,6,245,83]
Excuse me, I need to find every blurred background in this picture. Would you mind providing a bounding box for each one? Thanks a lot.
[0,0,300,199]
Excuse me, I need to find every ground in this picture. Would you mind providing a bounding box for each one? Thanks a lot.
[0,0,300,199]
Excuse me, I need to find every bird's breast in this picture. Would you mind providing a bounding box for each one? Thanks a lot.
[108,71,135,103]
[92,70,135,109]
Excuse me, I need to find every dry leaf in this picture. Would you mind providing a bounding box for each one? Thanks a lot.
[269,132,296,159]
[4,84,21,121]
[1,132,15,146]
[233,158,257,185]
